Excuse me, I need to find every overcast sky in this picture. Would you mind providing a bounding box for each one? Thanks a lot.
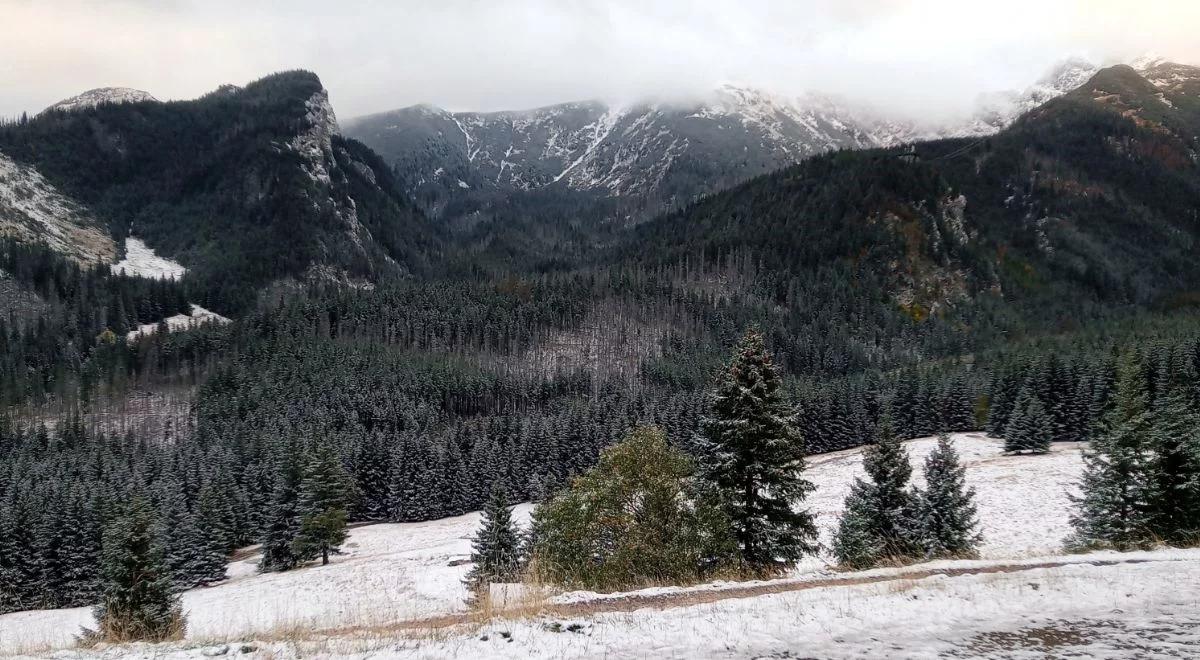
[2,0,1198,121]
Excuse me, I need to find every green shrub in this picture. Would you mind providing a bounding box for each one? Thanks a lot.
[530,426,735,591]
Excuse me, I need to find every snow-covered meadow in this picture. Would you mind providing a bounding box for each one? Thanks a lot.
[4,433,1195,659]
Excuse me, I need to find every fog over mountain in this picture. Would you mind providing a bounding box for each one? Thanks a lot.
[2,0,1198,121]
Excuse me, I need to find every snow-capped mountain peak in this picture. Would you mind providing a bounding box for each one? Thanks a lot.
[348,56,1191,223]
[43,87,157,115]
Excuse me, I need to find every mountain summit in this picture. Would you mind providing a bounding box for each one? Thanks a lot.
[42,87,158,114]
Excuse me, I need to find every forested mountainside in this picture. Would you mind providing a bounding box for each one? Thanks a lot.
[0,71,442,313]
[4,62,1200,616]
[625,63,1200,319]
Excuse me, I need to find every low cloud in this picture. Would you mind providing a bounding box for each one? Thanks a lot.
[1,0,1197,121]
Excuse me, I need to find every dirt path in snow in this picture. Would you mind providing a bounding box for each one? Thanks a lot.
[362,554,1189,634]
[535,556,1169,616]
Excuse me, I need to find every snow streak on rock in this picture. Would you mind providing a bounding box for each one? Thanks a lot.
[0,150,116,265]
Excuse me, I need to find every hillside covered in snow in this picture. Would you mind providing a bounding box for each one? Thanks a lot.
[6,434,1197,659]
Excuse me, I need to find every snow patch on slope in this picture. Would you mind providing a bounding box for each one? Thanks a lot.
[0,151,116,265]
[110,237,186,280]
[125,304,230,342]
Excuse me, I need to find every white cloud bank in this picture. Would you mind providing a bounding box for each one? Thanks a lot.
[1,0,1197,120]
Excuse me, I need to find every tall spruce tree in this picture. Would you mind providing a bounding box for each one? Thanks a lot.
[91,497,185,643]
[259,459,303,573]
[1148,387,1200,543]
[833,417,922,568]
[916,433,981,558]
[0,503,39,612]
[292,444,352,566]
[1069,356,1158,550]
[464,482,523,593]
[697,329,817,572]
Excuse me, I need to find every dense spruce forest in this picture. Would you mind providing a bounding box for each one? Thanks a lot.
[3,62,1200,615]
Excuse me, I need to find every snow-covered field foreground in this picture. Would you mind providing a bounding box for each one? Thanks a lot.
[4,434,1199,659]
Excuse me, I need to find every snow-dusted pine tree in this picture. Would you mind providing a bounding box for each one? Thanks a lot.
[292,444,351,566]
[1003,386,1051,454]
[917,433,981,558]
[832,489,882,569]
[259,460,302,573]
[1148,387,1200,543]
[1069,357,1158,550]
[832,416,922,568]
[697,329,817,573]
[464,482,523,593]
[92,497,185,642]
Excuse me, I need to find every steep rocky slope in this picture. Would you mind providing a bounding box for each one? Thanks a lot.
[0,150,116,265]
[0,71,440,311]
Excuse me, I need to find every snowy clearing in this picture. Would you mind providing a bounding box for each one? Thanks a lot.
[125,304,231,342]
[802,433,1085,562]
[110,237,187,280]
[4,434,1191,659]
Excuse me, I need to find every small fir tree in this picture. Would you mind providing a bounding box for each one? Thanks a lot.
[532,426,736,590]
[833,417,922,568]
[292,444,352,566]
[1004,387,1051,454]
[464,482,523,593]
[697,329,817,573]
[831,490,883,570]
[1069,357,1158,550]
[916,433,981,558]
[91,497,185,643]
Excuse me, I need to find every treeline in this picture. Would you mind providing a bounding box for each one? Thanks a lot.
[0,417,225,613]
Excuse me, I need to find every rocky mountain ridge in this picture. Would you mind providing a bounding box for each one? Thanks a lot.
[346,57,1158,224]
